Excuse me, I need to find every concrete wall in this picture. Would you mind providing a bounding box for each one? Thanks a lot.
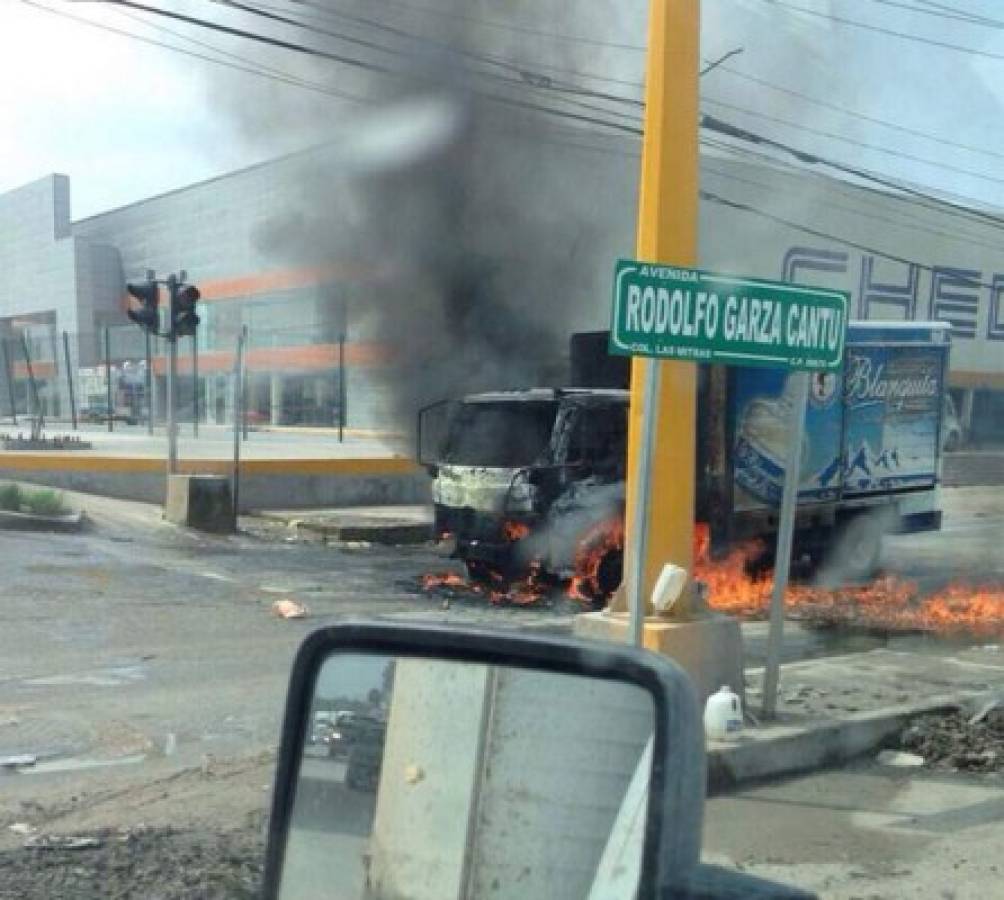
[0,457,430,509]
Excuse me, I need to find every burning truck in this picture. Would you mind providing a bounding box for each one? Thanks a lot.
[419,323,951,606]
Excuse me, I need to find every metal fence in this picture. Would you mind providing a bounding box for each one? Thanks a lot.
[0,321,349,434]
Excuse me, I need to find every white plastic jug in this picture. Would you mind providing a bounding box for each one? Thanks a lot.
[704,685,743,741]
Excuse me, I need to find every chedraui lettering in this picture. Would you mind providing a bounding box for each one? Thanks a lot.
[610,261,848,371]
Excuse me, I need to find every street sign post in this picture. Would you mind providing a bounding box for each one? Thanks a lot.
[610,261,848,371]
[610,258,849,716]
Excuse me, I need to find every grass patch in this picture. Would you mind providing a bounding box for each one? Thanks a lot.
[21,489,68,516]
[0,483,21,512]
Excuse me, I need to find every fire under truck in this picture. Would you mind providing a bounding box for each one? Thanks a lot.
[418,325,950,605]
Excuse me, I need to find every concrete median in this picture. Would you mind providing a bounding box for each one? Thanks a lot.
[0,453,430,510]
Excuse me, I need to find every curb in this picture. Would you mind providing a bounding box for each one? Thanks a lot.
[294,520,432,545]
[706,690,985,794]
[0,508,85,532]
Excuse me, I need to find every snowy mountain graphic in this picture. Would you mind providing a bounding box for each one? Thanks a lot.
[837,440,904,490]
[814,440,902,489]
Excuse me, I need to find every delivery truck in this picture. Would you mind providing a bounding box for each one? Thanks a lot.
[418,321,951,605]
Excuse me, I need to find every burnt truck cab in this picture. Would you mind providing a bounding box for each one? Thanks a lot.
[420,389,628,596]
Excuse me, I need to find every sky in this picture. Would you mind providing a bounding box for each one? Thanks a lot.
[4,0,1004,219]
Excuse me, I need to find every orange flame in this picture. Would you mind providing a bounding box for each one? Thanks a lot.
[422,561,548,606]
[693,523,1004,636]
[422,572,468,590]
[502,520,531,542]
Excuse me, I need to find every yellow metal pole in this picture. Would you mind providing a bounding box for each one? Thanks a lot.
[624,0,700,614]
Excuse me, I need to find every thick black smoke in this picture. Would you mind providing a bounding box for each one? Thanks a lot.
[209,0,639,434]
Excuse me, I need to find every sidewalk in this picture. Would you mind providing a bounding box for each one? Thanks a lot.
[256,505,433,543]
[709,645,1004,791]
[0,423,405,460]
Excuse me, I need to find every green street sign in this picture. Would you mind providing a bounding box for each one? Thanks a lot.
[609,260,849,371]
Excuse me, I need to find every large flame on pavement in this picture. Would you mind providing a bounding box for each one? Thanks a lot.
[422,564,548,606]
[694,522,1004,636]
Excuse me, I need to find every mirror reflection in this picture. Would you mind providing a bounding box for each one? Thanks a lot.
[279,654,655,900]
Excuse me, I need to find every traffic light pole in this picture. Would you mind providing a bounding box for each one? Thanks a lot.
[145,331,153,435]
[126,269,198,473]
[104,327,113,434]
[63,330,77,431]
[192,334,199,438]
[166,274,179,474]
[167,335,178,474]
[232,330,245,523]
[1,339,15,425]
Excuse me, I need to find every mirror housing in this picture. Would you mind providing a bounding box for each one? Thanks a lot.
[263,621,705,899]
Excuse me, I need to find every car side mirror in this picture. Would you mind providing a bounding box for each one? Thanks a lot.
[262,622,706,899]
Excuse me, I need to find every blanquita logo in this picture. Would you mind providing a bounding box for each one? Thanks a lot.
[845,355,938,406]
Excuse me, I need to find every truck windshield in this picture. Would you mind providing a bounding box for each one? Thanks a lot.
[442,401,558,467]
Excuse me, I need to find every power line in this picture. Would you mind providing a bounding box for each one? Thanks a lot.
[701,156,1004,254]
[23,3,1004,297]
[491,116,1004,291]
[708,63,1004,163]
[264,0,1004,167]
[295,0,648,52]
[915,0,1001,27]
[700,114,1004,232]
[700,187,992,291]
[867,0,1004,27]
[85,0,646,134]
[111,5,345,93]
[700,135,1004,240]
[97,0,392,71]
[759,0,1004,61]
[22,0,367,103]
[203,0,645,111]
[207,0,424,60]
[702,97,1004,187]
[233,0,649,88]
[47,0,1004,232]
[700,135,1004,243]
[255,0,1004,171]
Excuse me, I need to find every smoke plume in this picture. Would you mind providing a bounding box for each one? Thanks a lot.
[205,0,640,435]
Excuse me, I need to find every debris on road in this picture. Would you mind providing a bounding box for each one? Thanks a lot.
[900,708,1004,772]
[270,599,308,619]
[876,749,925,767]
[0,826,263,899]
[0,754,37,769]
[7,823,35,836]
[24,834,104,851]
[967,693,1004,726]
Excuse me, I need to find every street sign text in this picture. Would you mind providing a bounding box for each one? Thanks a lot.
[609,261,849,370]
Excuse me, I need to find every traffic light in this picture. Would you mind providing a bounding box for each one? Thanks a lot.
[171,283,201,338]
[126,279,160,333]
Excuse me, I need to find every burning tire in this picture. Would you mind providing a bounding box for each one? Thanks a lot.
[590,548,623,609]
[568,545,624,610]
[464,560,495,583]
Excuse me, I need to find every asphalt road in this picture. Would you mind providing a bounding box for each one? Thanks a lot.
[704,763,1004,899]
[0,485,1001,897]
[1,486,1000,772]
